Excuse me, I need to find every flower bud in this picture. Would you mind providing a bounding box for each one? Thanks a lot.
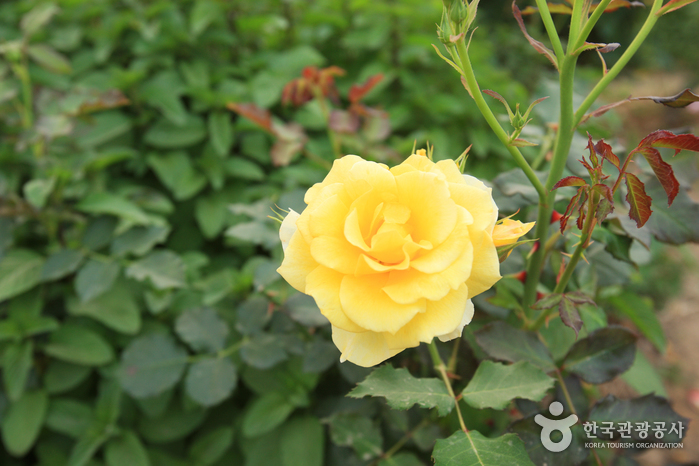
[492,218,535,248]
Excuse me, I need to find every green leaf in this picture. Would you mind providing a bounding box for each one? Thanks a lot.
[134,389,173,419]
[188,426,234,465]
[44,324,114,366]
[608,292,665,353]
[508,419,588,466]
[126,251,187,290]
[67,424,112,466]
[562,326,637,384]
[175,307,229,353]
[625,173,653,228]
[105,431,150,466]
[225,221,279,249]
[44,360,91,394]
[74,259,121,302]
[68,283,141,334]
[225,157,265,181]
[144,116,207,148]
[656,0,698,15]
[147,151,207,200]
[240,334,288,369]
[460,361,555,410]
[3,340,34,402]
[589,394,688,442]
[190,0,223,36]
[95,378,122,425]
[76,111,132,148]
[185,357,238,407]
[42,249,85,281]
[111,226,170,257]
[235,295,270,335]
[645,179,699,244]
[23,178,56,209]
[348,365,454,416]
[0,249,44,302]
[138,405,206,444]
[558,295,583,338]
[475,321,556,372]
[328,412,383,461]
[195,194,228,239]
[432,430,535,466]
[20,2,59,37]
[242,392,295,438]
[283,293,329,327]
[621,351,668,397]
[377,453,424,466]
[280,416,324,466]
[208,111,234,156]
[140,72,187,125]
[45,398,93,438]
[27,44,72,74]
[117,333,188,398]
[1,390,48,456]
[77,193,151,225]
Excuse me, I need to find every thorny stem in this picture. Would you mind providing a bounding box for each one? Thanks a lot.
[452,39,546,200]
[573,0,664,127]
[428,341,467,433]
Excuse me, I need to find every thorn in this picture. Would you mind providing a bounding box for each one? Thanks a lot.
[550,210,563,224]
[536,291,545,302]
[514,271,527,283]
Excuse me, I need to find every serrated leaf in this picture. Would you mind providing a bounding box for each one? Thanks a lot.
[1,390,48,456]
[348,365,454,416]
[74,259,120,302]
[559,296,583,338]
[175,307,229,353]
[20,2,59,37]
[562,326,637,384]
[461,361,555,410]
[117,333,188,398]
[45,398,93,439]
[144,115,207,148]
[475,321,556,372]
[185,357,237,407]
[138,405,206,444]
[532,292,563,310]
[283,293,329,327]
[280,416,324,466]
[433,430,535,466]
[589,394,688,442]
[147,151,207,201]
[45,324,114,366]
[0,249,44,302]
[625,173,652,228]
[637,147,679,205]
[240,334,288,369]
[621,351,667,397]
[553,176,587,189]
[126,251,186,290]
[594,139,620,169]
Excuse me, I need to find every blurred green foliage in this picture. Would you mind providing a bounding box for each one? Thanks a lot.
[0,0,696,465]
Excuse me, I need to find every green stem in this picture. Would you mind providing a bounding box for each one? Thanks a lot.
[573,0,664,127]
[535,0,565,61]
[523,54,578,309]
[573,0,614,51]
[567,0,586,54]
[453,39,546,200]
[428,341,467,433]
[555,369,578,416]
[314,90,342,158]
[370,419,429,466]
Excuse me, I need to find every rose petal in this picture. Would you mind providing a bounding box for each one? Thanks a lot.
[410,206,472,273]
[277,232,318,293]
[279,209,300,251]
[437,299,474,342]
[332,326,401,367]
[304,155,364,205]
[464,229,500,298]
[309,194,350,238]
[340,274,425,334]
[305,266,364,332]
[310,235,360,275]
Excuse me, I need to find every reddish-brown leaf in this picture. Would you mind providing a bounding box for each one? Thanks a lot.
[348,74,384,103]
[227,102,273,133]
[559,296,583,338]
[586,133,599,167]
[561,187,586,233]
[650,134,699,156]
[328,110,359,134]
[511,138,539,147]
[638,147,680,205]
[483,89,508,106]
[593,139,620,169]
[553,176,588,189]
[656,0,698,15]
[600,0,645,12]
[633,88,699,108]
[520,0,643,14]
[625,173,653,228]
[512,1,559,70]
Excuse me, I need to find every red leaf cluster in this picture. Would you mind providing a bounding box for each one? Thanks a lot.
[281,66,346,107]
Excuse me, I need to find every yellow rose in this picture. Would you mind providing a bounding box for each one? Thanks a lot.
[277,153,501,367]
[492,218,535,248]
